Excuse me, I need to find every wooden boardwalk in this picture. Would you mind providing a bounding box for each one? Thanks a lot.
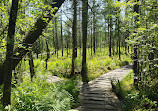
[75,65,132,111]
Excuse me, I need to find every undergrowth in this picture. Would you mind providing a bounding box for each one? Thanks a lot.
[0,76,79,111]
[111,71,158,111]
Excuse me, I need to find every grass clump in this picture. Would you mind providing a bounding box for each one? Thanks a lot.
[112,71,158,111]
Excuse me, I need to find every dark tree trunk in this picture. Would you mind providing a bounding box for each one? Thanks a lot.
[53,19,55,53]
[91,22,93,56]
[0,0,65,85]
[118,17,121,60]
[61,9,64,57]
[118,0,121,60]
[67,28,70,57]
[133,0,139,89]
[109,13,112,57]
[55,17,58,58]
[3,0,19,106]
[93,13,96,54]
[71,0,77,77]
[78,7,82,56]
[81,0,88,82]
[28,50,35,81]
[45,39,50,70]
[93,0,96,54]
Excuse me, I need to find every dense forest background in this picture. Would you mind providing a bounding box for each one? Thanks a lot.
[0,0,158,110]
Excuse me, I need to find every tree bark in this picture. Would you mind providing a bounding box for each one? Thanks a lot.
[109,12,112,57]
[28,50,35,81]
[81,0,88,82]
[92,0,96,54]
[133,0,139,89]
[91,22,93,56]
[61,9,64,57]
[45,39,50,70]
[71,0,77,77]
[3,0,19,106]
[55,17,58,58]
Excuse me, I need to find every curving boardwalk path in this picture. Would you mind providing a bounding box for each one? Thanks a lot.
[75,65,132,111]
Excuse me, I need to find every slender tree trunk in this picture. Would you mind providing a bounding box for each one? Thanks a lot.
[61,9,64,57]
[107,15,110,55]
[71,0,77,77]
[100,32,102,52]
[81,0,88,82]
[109,13,112,57]
[67,28,70,57]
[55,17,58,58]
[28,50,35,81]
[45,39,50,70]
[78,7,82,56]
[133,0,139,89]
[3,0,19,106]
[104,17,107,54]
[118,17,121,60]
[91,22,93,56]
[53,19,55,53]
[112,38,115,55]
[93,0,96,54]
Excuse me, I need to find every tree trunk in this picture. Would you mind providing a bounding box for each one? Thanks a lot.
[79,7,82,56]
[118,0,121,60]
[28,50,35,81]
[67,28,70,57]
[118,17,121,60]
[109,13,112,57]
[91,22,93,56]
[93,13,96,54]
[133,0,139,89]
[3,0,19,106]
[93,0,96,54]
[71,0,77,77]
[55,17,58,58]
[45,39,50,70]
[61,9,64,57]
[81,0,88,82]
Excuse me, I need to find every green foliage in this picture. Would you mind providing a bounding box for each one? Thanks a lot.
[124,0,158,103]
[56,79,80,108]
[9,77,78,111]
[112,72,158,111]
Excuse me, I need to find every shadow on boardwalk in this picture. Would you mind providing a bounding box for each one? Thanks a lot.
[75,65,132,111]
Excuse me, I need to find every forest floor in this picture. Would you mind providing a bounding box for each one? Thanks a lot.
[72,65,132,111]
